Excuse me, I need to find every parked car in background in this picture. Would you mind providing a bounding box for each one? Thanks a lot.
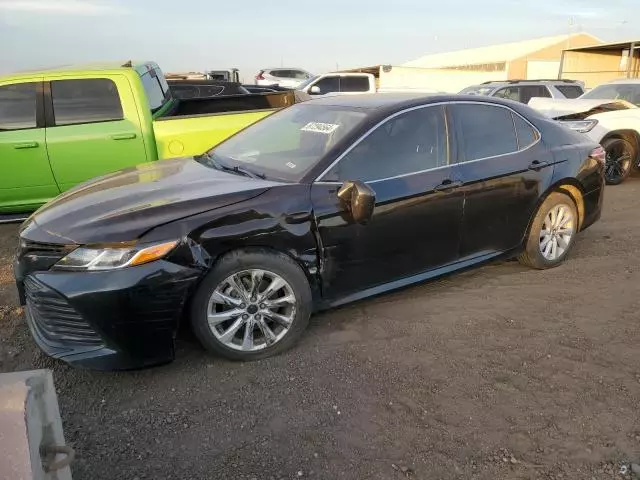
[14,94,604,370]
[459,80,585,104]
[0,61,301,216]
[529,79,640,185]
[255,68,313,88]
[297,72,443,97]
[297,72,376,97]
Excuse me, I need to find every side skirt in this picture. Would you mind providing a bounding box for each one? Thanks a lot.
[318,250,511,311]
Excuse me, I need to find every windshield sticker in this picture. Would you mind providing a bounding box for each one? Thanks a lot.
[286,162,297,169]
[301,122,340,134]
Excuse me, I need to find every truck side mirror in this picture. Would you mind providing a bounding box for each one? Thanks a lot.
[337,180,376,225]
[310,86,321,95]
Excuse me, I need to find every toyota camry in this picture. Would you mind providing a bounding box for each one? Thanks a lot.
[14,94,605,370]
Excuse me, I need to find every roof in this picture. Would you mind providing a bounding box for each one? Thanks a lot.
[403,33,601,68]
[565,39,640,52]
[302,92,545,116]
[0,61,150,81]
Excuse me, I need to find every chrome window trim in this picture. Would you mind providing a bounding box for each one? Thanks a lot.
[314,101,541,184]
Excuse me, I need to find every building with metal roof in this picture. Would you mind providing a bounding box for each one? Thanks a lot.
[403,33,601,82]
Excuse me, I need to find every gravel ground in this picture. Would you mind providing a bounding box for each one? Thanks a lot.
[1,181,640,480]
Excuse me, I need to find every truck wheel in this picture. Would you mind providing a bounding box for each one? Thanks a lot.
[603,137,635,185]
[518,192,578,270]
[190,249,312,361]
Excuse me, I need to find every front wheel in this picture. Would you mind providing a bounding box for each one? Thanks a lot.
[190,250,312,361]
[603,137,636,185]
[518,192,578,270]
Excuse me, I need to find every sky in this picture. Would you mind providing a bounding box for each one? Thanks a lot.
[1,0,639,81]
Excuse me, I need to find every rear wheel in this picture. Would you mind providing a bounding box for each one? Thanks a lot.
[518,192,578,270]
[603,137,635,185]
[190,250,312,361]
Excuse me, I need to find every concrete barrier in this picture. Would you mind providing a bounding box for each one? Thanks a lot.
[0,369,73,480]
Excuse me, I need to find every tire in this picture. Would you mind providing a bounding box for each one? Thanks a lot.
[603,137,636,186]
[518,192,579,270]
[190,249,312,361]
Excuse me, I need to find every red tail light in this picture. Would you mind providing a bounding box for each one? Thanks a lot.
[256,71,265,80]
[590,145,606,164]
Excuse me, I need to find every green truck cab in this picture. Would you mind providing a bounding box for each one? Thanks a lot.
[0,61,297,215]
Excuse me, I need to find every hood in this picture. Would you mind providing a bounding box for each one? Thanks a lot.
[20,157,280,245]
[528,97,636,120]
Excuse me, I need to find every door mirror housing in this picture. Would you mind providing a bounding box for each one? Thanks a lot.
[309,85,321,95]
[337,180,376,225]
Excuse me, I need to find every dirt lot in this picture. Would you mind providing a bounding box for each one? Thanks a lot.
[1,181,640,480]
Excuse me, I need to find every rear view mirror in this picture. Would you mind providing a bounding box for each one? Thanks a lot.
[337,180,376,225]
[310,86,321,95]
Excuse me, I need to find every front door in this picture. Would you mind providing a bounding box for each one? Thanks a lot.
[311,105,465,300]
[0,78,59,213]
[449,102,555,258]
[44,76,147,192]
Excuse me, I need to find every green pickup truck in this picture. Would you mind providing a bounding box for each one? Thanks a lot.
[0,61,298,216]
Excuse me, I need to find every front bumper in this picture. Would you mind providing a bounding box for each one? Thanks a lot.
[15,260,201,370]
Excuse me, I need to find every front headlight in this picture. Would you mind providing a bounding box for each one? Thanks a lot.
[54,240,178,271]
[558,119,598,133]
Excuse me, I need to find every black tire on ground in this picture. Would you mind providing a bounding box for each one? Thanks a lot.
[518,192,579,270]
[190,249,312,361]
[603,137,636,186]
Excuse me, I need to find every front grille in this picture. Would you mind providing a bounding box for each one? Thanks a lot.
[17,239,77,275]
[24,276,103,347]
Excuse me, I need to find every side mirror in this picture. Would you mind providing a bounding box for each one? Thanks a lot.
[309,85,321,95]
[337,180,376,225]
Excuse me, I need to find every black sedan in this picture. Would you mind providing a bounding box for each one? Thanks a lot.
[14,94,605,370]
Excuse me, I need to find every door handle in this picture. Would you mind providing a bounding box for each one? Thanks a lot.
[13,141,39,149]
[528,160,549,171]
[434,180,463,192]
[110,133,137,140]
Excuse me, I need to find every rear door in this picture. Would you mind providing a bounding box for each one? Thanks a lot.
[44,76,147,192]
[339,75,372,95]
[0,78,59,212]
[450,102,555,258]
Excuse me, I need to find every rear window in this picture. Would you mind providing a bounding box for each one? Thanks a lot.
[0,82,37,130]
[555,85,584,99]
[51,78,123,126]
[341,76,370,93]
[140,69,169,112]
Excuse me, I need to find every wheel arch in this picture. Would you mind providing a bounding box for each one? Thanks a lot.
[521,179,585,247]
[189,244,322,307]
[600,129,640,163]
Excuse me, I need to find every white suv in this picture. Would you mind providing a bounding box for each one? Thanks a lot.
[459,80,585,104]
[255,68,313,88]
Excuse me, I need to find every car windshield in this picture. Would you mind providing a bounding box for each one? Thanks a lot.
[205,103,368,182]
[458,85,495,96]
[295,75,320,90]
[581,83,640,106]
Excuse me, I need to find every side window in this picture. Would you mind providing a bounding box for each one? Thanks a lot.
[0,82,38,130]
[494,87,520,102]
[273,70,290,78]
[556,85,584,99]
[512,113,539,150]
[520,85,551,103]
[292,70,309,80]
[452,104,518,161]
[341,76,370,93]
[313,76,340,95]
[51,79,123,126]
[326,106,448,182]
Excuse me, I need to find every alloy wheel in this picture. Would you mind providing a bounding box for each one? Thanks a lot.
[539,204,575,261]
[207,269,297,351]
[605,142,632,183]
